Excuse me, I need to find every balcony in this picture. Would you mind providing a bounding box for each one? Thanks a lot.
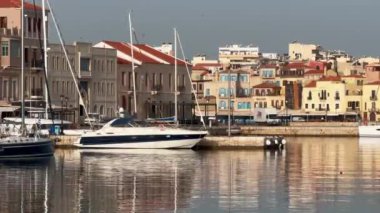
[346,90,362,96]
[31,88,43,96]
[370,96,378,101]
[316,108,327,112]
[236,93,251,98]
[346,107,359,112]
[0,28,20,37]
[30,59,44,70]
[151,84,162,91]
[219,94,234,99]
[335,96,340,101]
[78,70,91,78]
[307,96,312,100]
[177,85,186,92]
[368,108,380,114]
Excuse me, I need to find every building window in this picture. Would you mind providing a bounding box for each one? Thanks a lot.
[335,104,339,109]
[237,102,251,109]
[80,57,90,71]
[305,104,308,109]
[122,72,127,86]
[219,101,226,109]
[205,88,210,96]
[1,41,9,56]
[0,17,7,28]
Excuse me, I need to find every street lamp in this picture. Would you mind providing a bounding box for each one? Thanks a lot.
[60,94,64,135]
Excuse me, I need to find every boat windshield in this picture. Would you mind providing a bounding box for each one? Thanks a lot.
[109,118,136,127]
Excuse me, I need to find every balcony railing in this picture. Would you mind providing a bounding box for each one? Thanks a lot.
[368,108,380,114]
[31,88,43,96]
[370,96,378,101]
[177,85,186,92]
[79,70,92,78]
[316,108,327,112]
[346,91,362,96]
[307,96,312,100]
[151,84,162,91]
[30,59,44,70]
[0,28,20,37]
[236,93,251,98]
[346,107,359,112]
[219,94,234,99]
[335,96,340,101]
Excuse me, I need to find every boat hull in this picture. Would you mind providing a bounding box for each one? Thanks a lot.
[75,134,207,149]
[0,138,54,158]
[359,125,380,138]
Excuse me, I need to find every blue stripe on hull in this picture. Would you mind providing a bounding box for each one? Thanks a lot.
[80,134,206,145]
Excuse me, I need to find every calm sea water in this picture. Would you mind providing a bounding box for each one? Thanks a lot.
[0,137,380,213]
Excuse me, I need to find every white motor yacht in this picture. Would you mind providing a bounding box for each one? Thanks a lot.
[74,118,208,149]
[359,125,380,138]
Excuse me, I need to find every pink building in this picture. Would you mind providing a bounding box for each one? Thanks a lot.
[1,0,46,104]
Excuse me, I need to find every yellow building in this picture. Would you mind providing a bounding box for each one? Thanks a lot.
[362,81,380,122]
[303,76,346,114]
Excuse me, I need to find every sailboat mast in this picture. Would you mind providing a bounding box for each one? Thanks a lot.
[174,28,178,124]
[42,0,49,119]
[21,0,25,131]
[129,12,137,116]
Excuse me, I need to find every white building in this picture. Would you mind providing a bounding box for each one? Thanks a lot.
[154,43,173,56]
[218,44,260,68]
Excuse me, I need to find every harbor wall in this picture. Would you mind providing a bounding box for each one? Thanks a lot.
[197,136,266,149]
[240,126,358,137]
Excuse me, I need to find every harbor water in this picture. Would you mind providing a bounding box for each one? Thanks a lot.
[0,137,379,212]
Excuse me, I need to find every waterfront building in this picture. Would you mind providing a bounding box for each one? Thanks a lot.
[218,44,260,69]
[94,41,193,121]
[288,42,323,61]
[0,0,45,105]
[191,55,219,67]
[48,42,118,123]
[342,75,365,115]
[362,81,380,122]
[302,76,361,121]
[365,63,380,82]
[285,81,303,110]
[154,43,173,56]
[192,65,211,99]
[251,82,284,110]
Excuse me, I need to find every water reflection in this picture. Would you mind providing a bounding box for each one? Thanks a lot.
[0,138,380,212]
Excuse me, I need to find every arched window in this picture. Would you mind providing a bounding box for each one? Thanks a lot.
[99,105,104,115]
[93,105,98,113]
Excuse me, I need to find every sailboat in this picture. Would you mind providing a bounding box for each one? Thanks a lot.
[0,0,54,158]
[73,14,207,149]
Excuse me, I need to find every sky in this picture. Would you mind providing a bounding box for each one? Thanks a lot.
[46,0,380,59]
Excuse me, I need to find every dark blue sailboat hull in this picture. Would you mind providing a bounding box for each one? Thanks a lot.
[0,139,54,158]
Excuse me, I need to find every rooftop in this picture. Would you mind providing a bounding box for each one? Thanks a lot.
[98,41,190,66]
[0,0,42,10]
[252,82,281,89]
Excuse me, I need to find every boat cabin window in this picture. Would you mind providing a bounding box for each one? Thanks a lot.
[109,118,135,127]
